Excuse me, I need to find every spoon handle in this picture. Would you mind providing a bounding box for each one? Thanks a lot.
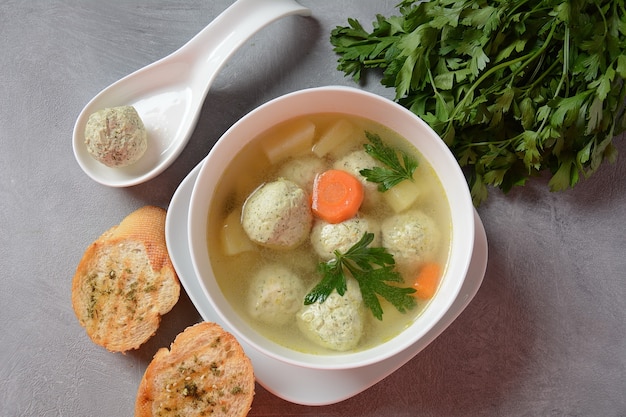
[176,0,311,98]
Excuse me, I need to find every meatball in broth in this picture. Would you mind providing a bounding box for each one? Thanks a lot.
[241,178,312,249]
[297,278,365,351]
[247,264,305,326]
[311,216,380,260]
[381,209,441,270]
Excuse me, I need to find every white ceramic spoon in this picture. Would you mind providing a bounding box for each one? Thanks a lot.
[72,0,311,187]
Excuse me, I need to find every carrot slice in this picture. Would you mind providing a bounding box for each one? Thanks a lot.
[311,169,364,224]
[412,262,442,299]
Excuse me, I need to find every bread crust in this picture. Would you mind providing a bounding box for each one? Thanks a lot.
[72,205,180,352]
[135,322,255,417]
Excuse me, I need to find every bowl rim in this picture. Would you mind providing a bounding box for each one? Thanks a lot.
[188,85,475,370]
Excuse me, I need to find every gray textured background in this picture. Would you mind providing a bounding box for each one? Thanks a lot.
[1,1,625,416]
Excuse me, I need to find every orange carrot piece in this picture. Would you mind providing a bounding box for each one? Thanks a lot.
[412,262,442,299]
[311,169,364,224]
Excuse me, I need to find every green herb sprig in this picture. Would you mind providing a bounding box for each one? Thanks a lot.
[304,232,416,320]
[331,0,626,205]
[359,131,419,191]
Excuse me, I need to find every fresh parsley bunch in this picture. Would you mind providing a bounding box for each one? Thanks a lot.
[331,0,626,204]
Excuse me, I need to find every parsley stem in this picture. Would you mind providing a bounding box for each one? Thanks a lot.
[552,25,570,100]
[363,58,387,66]
[523,59,560,95]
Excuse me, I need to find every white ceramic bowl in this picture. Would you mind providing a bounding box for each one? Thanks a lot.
[188,86,475,370]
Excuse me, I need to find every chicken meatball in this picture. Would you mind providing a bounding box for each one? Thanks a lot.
[277,155,326,193]
[247,264,305,326]
[84,106,147,167]
[241,178,312,249]
[310,216,380,260]
[333,149,383,208]
[381,209,440,268]
[297,278,365,351]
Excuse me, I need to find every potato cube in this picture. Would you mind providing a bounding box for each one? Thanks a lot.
[383,178,421,213]
[262,118,316,164]
[221,209,255,255]
[312,119,355,158]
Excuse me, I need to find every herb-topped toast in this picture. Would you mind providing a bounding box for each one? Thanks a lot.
[72,205,180,352]
[135,322,255,417]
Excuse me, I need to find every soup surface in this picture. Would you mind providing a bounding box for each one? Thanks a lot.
[207,113,451,354]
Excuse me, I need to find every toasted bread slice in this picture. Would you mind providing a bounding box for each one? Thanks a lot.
[135,322,255,417]
[72,205,180,352]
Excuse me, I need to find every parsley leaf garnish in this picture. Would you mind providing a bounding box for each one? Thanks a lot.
[359,131,419,192]
[304,232,416,320]
[331,0,626,205]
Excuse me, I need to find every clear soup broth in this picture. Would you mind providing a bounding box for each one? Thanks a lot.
[206,113,451,354]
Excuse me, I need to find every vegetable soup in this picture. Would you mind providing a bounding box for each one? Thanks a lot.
[206,113,451,354]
